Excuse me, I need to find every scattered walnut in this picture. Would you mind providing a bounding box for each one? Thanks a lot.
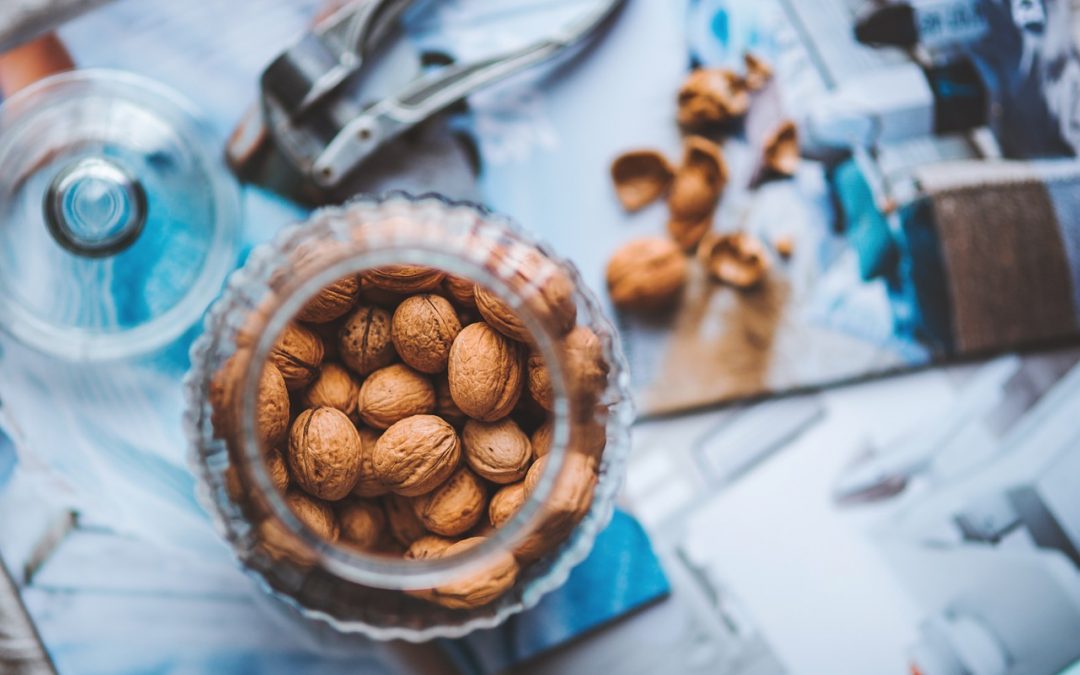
[338,499,385,550]
[356,364,436,429]
[373,415,461,497]
[531,420,552,459]
[606,237,688,311]
[285,490,340,542]
[774,234,795,258]
[462,418,533,484]
[677,67,750,128]
[420,537,520,610]
[448,322,524,422]
[763,120,799,177]
[412,466,487,536]
[302,362,359,418]
[668,136,727,250]
[391,294,462,374]
[338,305,395,376]
[296,273,361,323]
[366,265,446,293]
[405,534,456,560]
[743,52,773,91]
[266,447,290,493]
[270,322,325,390]
[610,150,675,211]
[442,275,477,309]
[383,493,428,546]
[288,407,364,501]
[698,231,770,289]
[526,351,553,411]
[489,482,527,528]
[351,427,387,498]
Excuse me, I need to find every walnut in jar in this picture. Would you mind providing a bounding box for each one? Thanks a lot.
[302,362,360,418]
[383,493,428,546]
[448,322,524,422]
[338,499,385,551]
[366,265,446,293]
[412,466,487,536]
[285,490,340,542]
[296,273,361,323]
[462,418,532,484]
[210,353,290,451]
[372,414,461,497]
[270,322,325,391]
[475,246,577,342]
[352,427,387,498]
[526,351,553,411]
[266,446,291,493]
[287,407,364,501]
[515,452,597,562]
[405,535,456,560]
[489,482,527,528]
[442,275,477,309]
[605,237,688,311]
[391,294,462,374]
[338,305,395,376]
[420,537,520,610]
[356,364,436,429]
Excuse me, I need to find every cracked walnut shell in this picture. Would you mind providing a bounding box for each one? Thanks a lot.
[744,52,773,91]
[373,414,461,497]
[699,232,770,289]
[606,237,688,311]
[763,120,799,177]
[391,294,462,374]
[677,67,750,128]
[288,407,364,501]
[412,466,487,536]
[610,150,674,211]
[462,418,532,484]
[668,136,727,250]
[356,364,436,429]
[270,322,325,391]
[448,322,524,422]
[338,305,395,376]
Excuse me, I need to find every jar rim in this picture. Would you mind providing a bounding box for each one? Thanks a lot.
[239,223,575,590]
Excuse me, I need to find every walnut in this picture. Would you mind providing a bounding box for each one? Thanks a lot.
[448,323,524,422]
[338,305,395,376]
[287,407,364,501]
[258,519,317,565]
[462,418,532,484]
[373,415,461,497]
[358,278,407,309]
[391,294,462,374]
[563,326,608,415]
[435,377,467,427]
[356,364,436,429]
[698,231,770,289]
[531,420,552,459]
[270,322,325,390]
[352,427,387,498]
[285,490,340,542]
[668,136,727,251]
[571,412,608,462]
[420,538,520,609]
[366,265,446,293]
[383,493,428,546]
[405,535,456,560]
[266,447,290,493]
[526,351,553,411]
[442,275,477,309]
[606,237,688,311]
[515,452,597,562]
[412,466,487,536]
[489,482,527,528]
[296,273,361,323]
[677,67,749,128]
[763,120,799,177]
[743,52,773,91]
[302,362,359,417]
[338,499,385,550]
[474,247,577,341]
[774,234,794,258]
[210,353,290,450]
[610,150,674,211]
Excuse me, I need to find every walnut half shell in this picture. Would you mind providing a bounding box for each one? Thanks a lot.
[677,67,750,129]
[610,150,675,211]
[763,120,799,177]
[698,232,770,290]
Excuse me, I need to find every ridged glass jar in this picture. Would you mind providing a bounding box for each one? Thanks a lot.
[183,193,632,640]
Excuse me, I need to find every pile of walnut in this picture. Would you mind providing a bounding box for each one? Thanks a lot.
[214,259,608,611]
[605,53,796,312]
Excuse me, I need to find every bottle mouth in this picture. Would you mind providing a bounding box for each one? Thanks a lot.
[44,156,148,258]
[239,240,575,590]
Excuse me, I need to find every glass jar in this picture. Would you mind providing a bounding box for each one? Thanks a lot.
[183,193,632,640]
